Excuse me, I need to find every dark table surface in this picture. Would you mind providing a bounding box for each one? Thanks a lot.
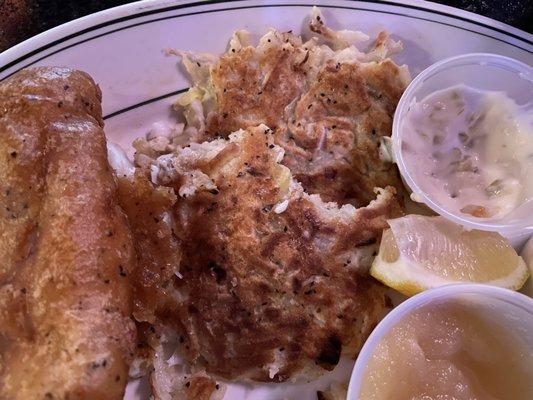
[1,0,532,52]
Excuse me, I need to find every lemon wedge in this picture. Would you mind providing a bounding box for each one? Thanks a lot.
[370,215,529,296]
[519,236,533,296]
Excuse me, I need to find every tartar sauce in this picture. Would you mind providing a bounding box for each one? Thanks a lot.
[402,84,533,219]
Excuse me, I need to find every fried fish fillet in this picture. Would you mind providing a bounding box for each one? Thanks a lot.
[0,67,136,399]
[148,125,400,382]
[149,8,410,207]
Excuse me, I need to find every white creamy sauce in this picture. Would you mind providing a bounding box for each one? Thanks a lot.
[402,84,533,219]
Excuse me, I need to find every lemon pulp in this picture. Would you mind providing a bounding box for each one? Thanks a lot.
[371,215,529,296]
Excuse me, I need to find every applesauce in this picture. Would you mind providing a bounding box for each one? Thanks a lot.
[359,298,533,400]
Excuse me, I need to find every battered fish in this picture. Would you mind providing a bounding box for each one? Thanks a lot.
[148,125,399,382]
[0,67,136,399]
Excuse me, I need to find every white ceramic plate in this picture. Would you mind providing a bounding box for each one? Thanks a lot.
[1,1,531,399]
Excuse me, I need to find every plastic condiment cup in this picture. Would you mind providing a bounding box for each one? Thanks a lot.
[392,53,533,247]
[347,284,533,399]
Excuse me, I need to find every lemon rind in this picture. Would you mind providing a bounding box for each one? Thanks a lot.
[370,255,530,297]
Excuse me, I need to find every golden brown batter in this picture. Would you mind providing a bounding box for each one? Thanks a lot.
[0,67,136,399]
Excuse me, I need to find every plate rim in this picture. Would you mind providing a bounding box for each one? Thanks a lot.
[1,1,531,398]
[0,0,532,80]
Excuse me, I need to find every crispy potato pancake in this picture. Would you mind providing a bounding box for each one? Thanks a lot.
[147,125,399,381]
[128,8,409,395]
[108,152,223,400]
[153,8,410,207]
[116,171,180,324]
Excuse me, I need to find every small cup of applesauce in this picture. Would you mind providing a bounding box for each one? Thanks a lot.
[348,284,533,400]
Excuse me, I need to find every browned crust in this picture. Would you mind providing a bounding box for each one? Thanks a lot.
[185,376,220,400]
[284,59,407,206]
[161,126,394,381]
[0,67,136,399]
[117,170,181,324]
[207,34,307,136]
[204,39,408,208]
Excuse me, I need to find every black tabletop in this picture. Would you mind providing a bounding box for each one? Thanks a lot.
[1,0,532,52]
